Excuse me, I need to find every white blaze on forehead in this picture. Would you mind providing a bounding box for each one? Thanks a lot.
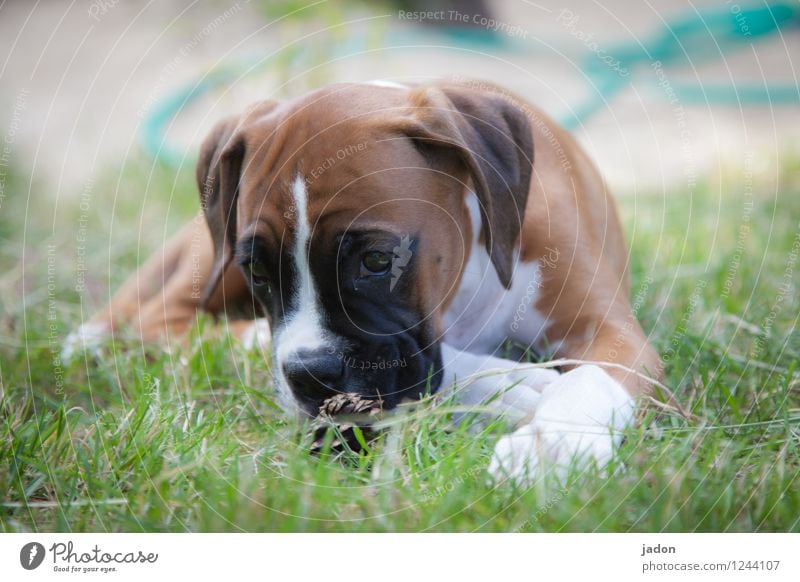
[364,79,407,89]
[273,175,330,412]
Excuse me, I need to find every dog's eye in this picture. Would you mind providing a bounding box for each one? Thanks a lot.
[361,251,392,274]
[248,261,269,286]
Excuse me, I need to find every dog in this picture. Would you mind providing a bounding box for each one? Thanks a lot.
[65,79,662,482]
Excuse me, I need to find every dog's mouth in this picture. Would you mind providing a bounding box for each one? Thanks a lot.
[293,393,329,417]
[287,369,439,418]
[276,333,444,417]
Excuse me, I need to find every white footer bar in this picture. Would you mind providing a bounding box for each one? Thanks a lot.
[1,534,796,581]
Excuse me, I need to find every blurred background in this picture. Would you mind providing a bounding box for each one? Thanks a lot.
[1,0,798,197]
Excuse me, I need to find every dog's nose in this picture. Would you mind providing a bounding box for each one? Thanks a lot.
[283,349,344,400]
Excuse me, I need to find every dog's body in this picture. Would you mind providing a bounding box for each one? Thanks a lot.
[67,79,661,481]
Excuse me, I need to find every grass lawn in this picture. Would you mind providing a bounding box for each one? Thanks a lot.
[1,154,798,532]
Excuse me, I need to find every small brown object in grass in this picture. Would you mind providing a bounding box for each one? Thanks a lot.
[309,393,383,454]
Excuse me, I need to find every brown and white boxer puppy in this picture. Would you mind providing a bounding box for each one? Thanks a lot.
[64,79,662,482]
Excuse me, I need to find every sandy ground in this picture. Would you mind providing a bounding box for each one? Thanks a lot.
[1,0,798,198]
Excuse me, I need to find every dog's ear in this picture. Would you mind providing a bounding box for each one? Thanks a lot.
[196,114,246,308]
[394,85,533,288]
[196,100,280,306]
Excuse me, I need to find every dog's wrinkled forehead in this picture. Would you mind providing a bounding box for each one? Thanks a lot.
[234,84,431,236]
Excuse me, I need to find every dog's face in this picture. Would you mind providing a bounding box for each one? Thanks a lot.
[235,136,466,415]
[196,83,533,415]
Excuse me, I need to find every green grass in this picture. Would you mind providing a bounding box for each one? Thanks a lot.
[1,154,798,532]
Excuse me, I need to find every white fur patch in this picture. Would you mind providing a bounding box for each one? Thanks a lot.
[442,193,548,353]
[364,79,407,89]
[488,365,635,484]
[273,175,331,413]
[241,318,271,350]
[61,322,109,362]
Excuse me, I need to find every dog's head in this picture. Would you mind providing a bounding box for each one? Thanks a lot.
[196,82,533,416]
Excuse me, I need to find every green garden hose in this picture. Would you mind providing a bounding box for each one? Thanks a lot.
[141,2,800,165]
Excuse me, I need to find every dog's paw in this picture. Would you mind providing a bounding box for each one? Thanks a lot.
[240,319,271,350]
[488,416,617,484]
[61,322,110,363]
[488,365,634,485]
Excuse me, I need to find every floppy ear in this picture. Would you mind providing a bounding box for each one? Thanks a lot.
[393,85,533,288]
[195,114,247,308]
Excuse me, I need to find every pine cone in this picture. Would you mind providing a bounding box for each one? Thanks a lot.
[309,393,382,454]
[319,393,380,416]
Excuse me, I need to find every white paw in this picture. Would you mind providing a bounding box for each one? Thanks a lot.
[61,322,110,363]
[489,365,635,484]
[240,318,271,350]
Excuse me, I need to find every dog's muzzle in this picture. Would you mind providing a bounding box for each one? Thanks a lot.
[282,348,345,404]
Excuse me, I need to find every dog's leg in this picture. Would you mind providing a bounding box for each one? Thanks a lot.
[489,287,662,483]
[63,219,198,359]
[63,215,254,359]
